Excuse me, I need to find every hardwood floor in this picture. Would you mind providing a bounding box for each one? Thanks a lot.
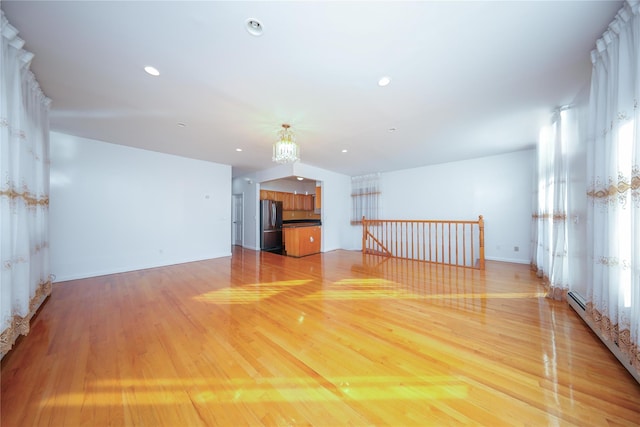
[2,247,639,426]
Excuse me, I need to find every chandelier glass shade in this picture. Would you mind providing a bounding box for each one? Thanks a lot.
[272,124,299,164]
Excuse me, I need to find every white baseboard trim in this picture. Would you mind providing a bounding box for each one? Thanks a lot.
[485,256,529,264]
[53,252,232,283]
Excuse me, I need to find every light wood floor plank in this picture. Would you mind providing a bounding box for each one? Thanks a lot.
[2,247,639,426]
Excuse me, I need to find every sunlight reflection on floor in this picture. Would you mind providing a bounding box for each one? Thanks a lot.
[193,279,312,304]
[40,375,469,407]
[193,276,545,304]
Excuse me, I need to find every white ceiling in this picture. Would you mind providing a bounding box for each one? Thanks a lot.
[1,1,621,177]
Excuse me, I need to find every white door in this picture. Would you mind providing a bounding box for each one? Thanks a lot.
[232,194,243,246]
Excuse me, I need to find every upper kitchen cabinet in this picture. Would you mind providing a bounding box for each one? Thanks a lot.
[260,190,277,200]
[303,194,314,211]
[282,192,295,210]
[260,177,321,212]
[292,193,313,211]
[261,190,314,211]
[315,186,321,210]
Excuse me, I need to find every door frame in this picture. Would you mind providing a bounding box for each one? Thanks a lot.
[232,193,244,247]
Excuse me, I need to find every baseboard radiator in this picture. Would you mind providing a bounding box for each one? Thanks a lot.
[567,291,640,384]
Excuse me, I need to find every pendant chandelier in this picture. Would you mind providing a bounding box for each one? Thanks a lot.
[272,124,299,164]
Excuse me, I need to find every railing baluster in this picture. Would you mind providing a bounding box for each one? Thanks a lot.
[421,222,425,261]
[471,224,475,268]
[404,222,407,259]
[448,223,452,266]
[403,223,407,259]
[393,221,395,257]
[362,216,366,254]
[463,223,467,267]
[440,222,444,264]
[386,221,389,257]
[429,223,432,263]
[455,223,459,266]
[436,223,439,263]
[411,221,415,260]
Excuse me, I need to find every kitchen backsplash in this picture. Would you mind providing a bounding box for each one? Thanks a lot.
[284,210,321,220]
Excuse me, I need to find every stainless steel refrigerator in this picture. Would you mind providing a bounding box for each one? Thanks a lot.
[260,200,283,253]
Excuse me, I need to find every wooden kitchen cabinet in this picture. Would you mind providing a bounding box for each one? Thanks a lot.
[315,186,321,209]
[262,190,314,211]
[303,194,313,211]
[260,190,277,200]
[284,226,321,257]
[293,194,314,211]
[301,226,321,255]
[282,192,294,210]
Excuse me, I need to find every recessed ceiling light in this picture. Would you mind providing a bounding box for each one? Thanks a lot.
[144,66,160,76]
[378,76,391,87]
[236,148,243,152]
[246,18,263,36]
[297,177,304,181]
[342,149,348,153]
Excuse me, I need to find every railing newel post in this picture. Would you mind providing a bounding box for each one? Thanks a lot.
[362,216,366,254]
[478,215,485,270]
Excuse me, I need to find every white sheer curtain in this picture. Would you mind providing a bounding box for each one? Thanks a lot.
[351,173,381,225]
[531,108,574,300]
[586,0,639,376]
[0,11,51,358]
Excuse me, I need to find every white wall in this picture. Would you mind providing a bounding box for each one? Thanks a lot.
[380,150,534,263]
[50,132,232,281]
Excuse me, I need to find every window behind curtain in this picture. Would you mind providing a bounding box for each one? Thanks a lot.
[351,173,381,225]
[615,118,634,308]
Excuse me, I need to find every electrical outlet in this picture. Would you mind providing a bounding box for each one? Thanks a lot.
[514,246,519,252]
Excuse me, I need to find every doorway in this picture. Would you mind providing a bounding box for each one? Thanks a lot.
[232,193,243,246]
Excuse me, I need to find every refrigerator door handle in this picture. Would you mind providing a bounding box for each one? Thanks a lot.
[272,203,276,227]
